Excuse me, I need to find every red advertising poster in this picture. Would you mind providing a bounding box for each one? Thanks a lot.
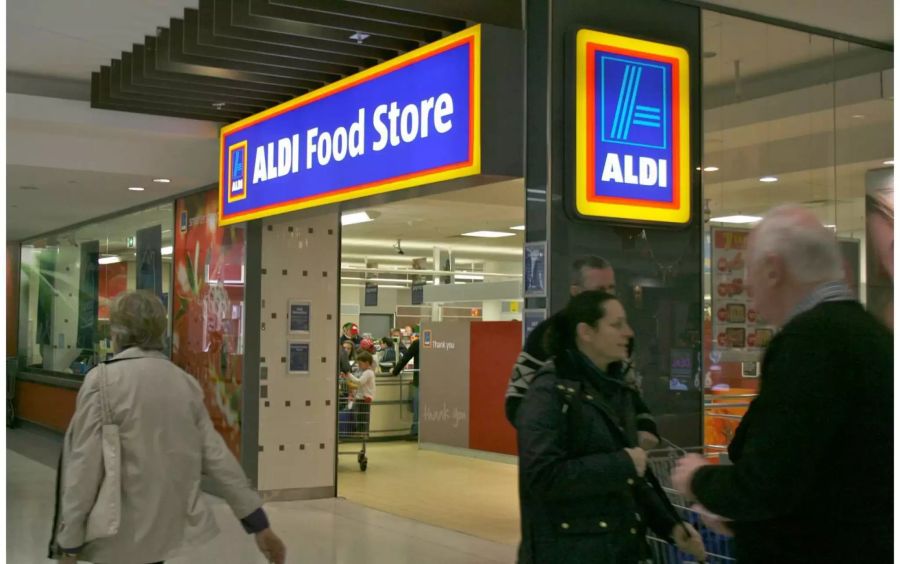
[711,227,776,354]
[172,190,246,457]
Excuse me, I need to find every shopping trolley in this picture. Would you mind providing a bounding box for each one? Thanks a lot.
[337,376,370,471]
[645,439,737,563]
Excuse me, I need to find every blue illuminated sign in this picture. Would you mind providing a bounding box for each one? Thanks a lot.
[576,30,690,224]
[219,26,481,226]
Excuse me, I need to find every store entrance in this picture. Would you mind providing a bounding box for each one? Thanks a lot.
[335,179,524,543]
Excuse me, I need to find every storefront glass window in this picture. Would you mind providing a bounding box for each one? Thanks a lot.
[17,204,174,376]
[701,12,892,447]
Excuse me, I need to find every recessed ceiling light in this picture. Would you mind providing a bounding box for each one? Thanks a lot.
[128,186,145,191]
[161,246,173,256]
[884,160,894,166]
[341,211,374,226]
[454,274,485,281]
[510,225,526,231]
[759,176,778,183]
[349,32,370,43]
[709,215,763,224]
[153,178,171,183]
[461,231,516,238]
[703,166,719,172]
[98,256,122,265]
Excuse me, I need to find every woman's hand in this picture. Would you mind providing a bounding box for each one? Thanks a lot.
[624,447,647,477]
[255,528,286,564]
[672,522,706,561]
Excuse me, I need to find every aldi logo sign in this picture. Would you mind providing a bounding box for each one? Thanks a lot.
[227,141,248,203]
[576,30,690,224]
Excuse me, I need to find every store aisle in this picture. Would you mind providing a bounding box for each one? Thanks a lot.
[338,442,521,545]
[7,432,516,563]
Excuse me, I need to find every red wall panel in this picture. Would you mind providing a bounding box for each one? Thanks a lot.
[16,380,77,432]
[469,321,520,455]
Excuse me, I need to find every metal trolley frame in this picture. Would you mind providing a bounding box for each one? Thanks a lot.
[337,378,371,471]
[645,443,737,563]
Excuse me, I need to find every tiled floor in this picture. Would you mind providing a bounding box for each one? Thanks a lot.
[7,429,519,563]
[337,442,521,545]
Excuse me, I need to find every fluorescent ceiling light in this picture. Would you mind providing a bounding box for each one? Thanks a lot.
[99,256,122,265]
[461,231,516,238]
[884,160,894,165]
[341,211,374,226]
[709,215,763,224]
[703,166,719,172]
[161,246,173,256]
[510,225,526,231]
[759,176,778,183]
[153,178,171,183]
[128,186,145,191]
[454,274,485,281]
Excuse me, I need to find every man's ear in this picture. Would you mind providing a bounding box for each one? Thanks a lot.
[763,254,785,287]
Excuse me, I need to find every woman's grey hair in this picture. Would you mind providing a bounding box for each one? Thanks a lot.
[110,291,167,351]
[749,205,844,284]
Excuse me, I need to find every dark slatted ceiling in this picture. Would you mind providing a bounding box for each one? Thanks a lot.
[90,0,494,122]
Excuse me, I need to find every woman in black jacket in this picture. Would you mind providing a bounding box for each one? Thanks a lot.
[515,291,705,563]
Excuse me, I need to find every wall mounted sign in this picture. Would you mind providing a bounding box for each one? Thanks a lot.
[523,241,547,298]
[364,283,378,307]
[219,26,481,226]
[411,282,425,305]
[575,30,690,224]
[288,342,310,374]
[288,300,311,334]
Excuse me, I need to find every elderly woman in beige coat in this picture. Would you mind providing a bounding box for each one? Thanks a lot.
[51,291,286,564]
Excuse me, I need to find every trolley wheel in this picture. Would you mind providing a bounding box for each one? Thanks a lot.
[359,456,368,471]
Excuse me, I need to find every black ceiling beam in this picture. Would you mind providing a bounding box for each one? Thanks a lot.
[269,0,465,34]
[209,0,379,67]
[192,6,362,76]
[178,15,345,82]
[116,58,285,109]
[156,31,325,90]
[110,60,269,114]
[231,0,400,60]
[245,0,419,50]
[256,0,442,43]
[126,49,295,104]
[347,0,522,29]
[92,72,238,122]
[141,40,305,97]
[102,65,255,118]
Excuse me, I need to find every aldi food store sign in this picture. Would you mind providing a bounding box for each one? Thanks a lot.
[219,26,481,225]
[575,30,690,224]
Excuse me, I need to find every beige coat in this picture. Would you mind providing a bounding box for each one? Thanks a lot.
[56,348,262,563]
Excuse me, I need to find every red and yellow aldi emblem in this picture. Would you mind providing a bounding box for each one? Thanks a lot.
[576,30,690,224]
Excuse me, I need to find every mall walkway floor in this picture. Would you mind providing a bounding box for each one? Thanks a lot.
[6,428,519,563]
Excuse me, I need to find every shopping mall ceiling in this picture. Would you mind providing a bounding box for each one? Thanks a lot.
[84,0,479,121]
[5,0,892,240]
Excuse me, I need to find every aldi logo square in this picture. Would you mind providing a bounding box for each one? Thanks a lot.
[227,141,248,203]
[600,56,667,150]
[576,30,690,224]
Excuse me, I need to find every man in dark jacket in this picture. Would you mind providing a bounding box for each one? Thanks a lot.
[672,206,893,563]
[504,256,661,449]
